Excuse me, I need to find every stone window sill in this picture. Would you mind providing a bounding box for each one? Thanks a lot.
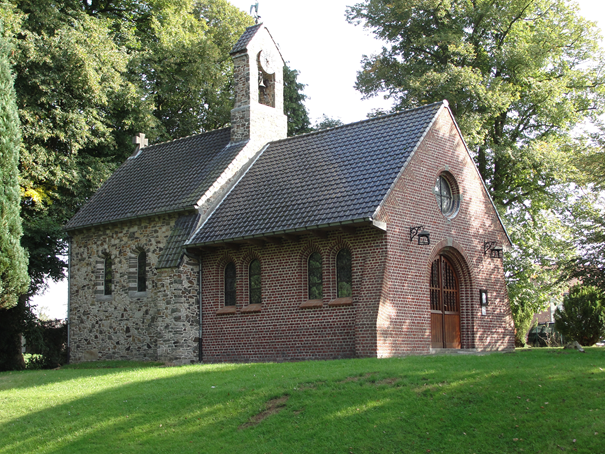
[241,303,262,313]
[300,299,323,309]
[128,291,148,299]
[96,294,113,302]
[329,297,353,307]
[216,306,237,315]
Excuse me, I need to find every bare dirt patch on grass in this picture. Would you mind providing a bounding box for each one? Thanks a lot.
[338,373,376,383]
[239,395,289,430]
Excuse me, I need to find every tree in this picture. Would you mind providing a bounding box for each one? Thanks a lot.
[346,0,605,205]
[0,27,28,309]
[346,0,605,333]
[313,115,344,131]
[0,0,254,295]
[283,64,311,136]
[554,285,605,346]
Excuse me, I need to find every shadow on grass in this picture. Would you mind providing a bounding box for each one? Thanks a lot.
[0,350,604,454]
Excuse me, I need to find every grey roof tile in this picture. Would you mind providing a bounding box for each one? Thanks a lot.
[157,213,201,269]
[188,102,443,245]
[231,24,262,54]
[66,128,248,230]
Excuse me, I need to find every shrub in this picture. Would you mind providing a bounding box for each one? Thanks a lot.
[554,285,605,346]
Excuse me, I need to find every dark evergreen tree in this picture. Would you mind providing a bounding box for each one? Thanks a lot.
[555,285,605,346]
[0,30,28,309]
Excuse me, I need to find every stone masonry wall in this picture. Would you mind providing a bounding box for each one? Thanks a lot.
[373,107,515,356]
[69,213,200,364]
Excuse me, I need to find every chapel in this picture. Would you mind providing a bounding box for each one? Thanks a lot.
[65,24,515,364]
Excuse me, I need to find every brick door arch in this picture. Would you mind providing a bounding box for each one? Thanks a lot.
[430,255,461,348]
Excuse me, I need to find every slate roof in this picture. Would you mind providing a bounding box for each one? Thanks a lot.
[187,102,444,246]
[230,24,262,54]
[157,213,201,269]
[65,128,248,230]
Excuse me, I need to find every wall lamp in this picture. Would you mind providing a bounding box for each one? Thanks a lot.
[410,226,430,245]
[484,241,503,258]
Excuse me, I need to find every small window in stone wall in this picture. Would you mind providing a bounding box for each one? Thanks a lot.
[104,256,113,296]
[137,250,146,292]
[308,252,323,300]
[337,249,352,298]
[225,262,236,306]
[249,259,261,304]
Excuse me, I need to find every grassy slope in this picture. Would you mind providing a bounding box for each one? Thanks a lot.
[0,349,604,454]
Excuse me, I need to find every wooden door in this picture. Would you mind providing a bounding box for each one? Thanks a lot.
[430,256,461,348]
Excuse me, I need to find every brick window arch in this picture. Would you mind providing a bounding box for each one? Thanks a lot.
[308,252,323,300]
[249,259,261,304]
[336,249,352,298]
[225,262,236,306]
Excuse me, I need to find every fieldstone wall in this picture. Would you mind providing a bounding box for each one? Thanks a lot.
[68,213,200,364]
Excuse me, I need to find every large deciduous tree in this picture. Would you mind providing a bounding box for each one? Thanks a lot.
[347,0,605,203]
[0,0,255,295]
[347,0,605,340]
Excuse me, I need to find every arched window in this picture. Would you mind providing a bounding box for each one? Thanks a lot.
[308,252,323,300]
[336,249,352,298]
[225,262,236,306]
[137,250,146,292]
[249,259,261,304]
[104,256,113,296]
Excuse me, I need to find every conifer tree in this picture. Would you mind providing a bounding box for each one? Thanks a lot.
[0,32,28,309]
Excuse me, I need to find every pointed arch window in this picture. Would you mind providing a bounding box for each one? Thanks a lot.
[336,249,352,298]
[249,259,261,304]
[104,256,113,296]
[308,252,323,300]
[137,250,146,292]
[225,262,236,306]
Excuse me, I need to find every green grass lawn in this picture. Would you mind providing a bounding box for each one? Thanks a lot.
[1,349,604,454]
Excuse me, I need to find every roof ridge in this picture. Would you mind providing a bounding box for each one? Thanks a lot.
[272,100,446,144]
[143,127,230,150]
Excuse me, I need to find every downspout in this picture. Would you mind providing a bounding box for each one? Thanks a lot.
[66,235,72,364]
[184,251,202,363]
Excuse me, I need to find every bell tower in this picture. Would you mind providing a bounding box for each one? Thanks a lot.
[229,24,288,144]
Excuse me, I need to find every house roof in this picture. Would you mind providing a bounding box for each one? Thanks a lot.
[187,102,444,246]
[65,128,248,231]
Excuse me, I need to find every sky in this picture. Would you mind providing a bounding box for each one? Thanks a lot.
[32,0,605,320]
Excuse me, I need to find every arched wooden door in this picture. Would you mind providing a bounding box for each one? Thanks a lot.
[430,256,461,348]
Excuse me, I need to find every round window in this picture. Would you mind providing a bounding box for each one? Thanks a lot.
[434,174,459,218]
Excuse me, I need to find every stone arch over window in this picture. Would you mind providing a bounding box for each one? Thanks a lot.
[128,246,148,298]
[217,254,238,307]
[427,240,475,349]
[95,252,113,301]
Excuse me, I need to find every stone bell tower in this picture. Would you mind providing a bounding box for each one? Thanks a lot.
[229,24,288,144]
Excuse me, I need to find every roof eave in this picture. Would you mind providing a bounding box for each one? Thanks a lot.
[64,207,197,232]
[184,217,386,249]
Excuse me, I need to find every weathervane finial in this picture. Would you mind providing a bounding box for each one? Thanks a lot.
[250,2,260,24]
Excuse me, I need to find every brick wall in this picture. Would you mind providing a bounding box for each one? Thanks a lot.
[373,108,515,355]
[198,227,387,362]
